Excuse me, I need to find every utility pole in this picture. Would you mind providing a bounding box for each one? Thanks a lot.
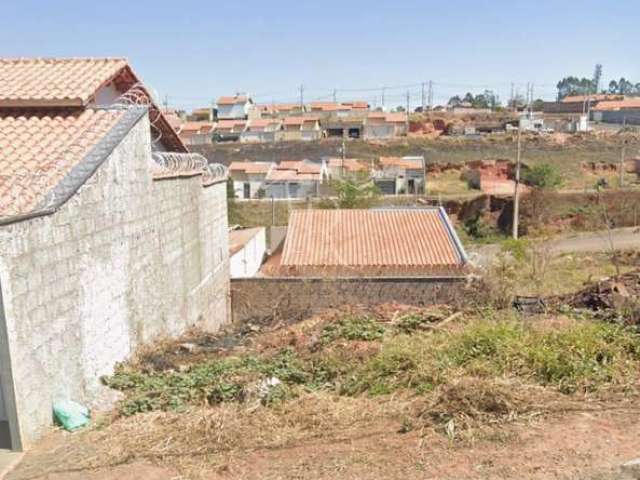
[333,88,337,103]
[406,91,411,135]
[421,82,426,111]
[341,129,346,177]
[299,84,304,109]
[381,87,386,111]
[427,80,433,109]
[163,94,169,113]
[620,141,627,187]
[510,82,515,111]
[512,123,522,239]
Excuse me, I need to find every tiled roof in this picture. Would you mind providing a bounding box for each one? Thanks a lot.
[179,121,216,134]
[562,94,623,104]
[380,156,424,170]
[246,118,282,130]
[0,109,125,217]
[342,101,369,109]
[279,208,467,276]
[228,161,273,174]
[276,160,321,174]
[215,120,246,131]
[266,169,320,182]
[0,57,128,107]
[217,95,249,105]
[367,111,407,123]
[593,99,640,111]
[0,57,187,153]
[327,157,368,172]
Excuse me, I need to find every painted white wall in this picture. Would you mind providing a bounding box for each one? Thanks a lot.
[230,229,266,278]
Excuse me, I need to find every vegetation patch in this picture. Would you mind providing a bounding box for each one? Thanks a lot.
[105,312,640,416]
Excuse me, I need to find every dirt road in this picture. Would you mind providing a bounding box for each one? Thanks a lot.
[468,227,640,267]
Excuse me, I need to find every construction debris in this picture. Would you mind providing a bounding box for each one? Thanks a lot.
[559,270,640,324]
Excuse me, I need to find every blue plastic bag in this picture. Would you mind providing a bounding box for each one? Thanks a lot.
[53,400,90,431]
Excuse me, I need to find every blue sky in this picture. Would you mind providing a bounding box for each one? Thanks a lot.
[2,0,639,110]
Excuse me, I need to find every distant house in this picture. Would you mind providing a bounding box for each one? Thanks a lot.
[257,103,305,118]
[266,208,467,277]
[216,94,254,120]
[592,98,640,125]
[189,107,214,121]
[342,101,370,113]
[177,121,216,145]
[363,112,408,139]
[322,118,365,138]
[228,161,274,198]
[263,160,326,198]
[373,156,425,194]
[281,116,323,141]
[229,227,267,278]
[463,159,526,195]
[213,119,246,142]
[240,118,283,143]
[323,157,369,179]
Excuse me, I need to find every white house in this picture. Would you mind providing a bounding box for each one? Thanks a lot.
[281,116,322,141]
[363,112,408,139]
[228,161,275,198]
[373,156,425,195]
[216,94,254,120]
[240,118,283,143]
[229,227,267,278]
[263,160,327,198]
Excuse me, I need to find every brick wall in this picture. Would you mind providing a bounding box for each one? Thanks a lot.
[231,277,466,324]
[0,114,230,447]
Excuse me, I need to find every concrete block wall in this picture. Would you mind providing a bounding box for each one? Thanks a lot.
[0,114,230,447]
[231,277,467,324]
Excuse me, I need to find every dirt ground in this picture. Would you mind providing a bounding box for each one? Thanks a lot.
[8,408,640,480]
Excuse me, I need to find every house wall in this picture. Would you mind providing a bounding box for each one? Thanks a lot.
[218,103,249,120]
[230,229,266,278]
[263,181,319,199]
[0,115,230,448]
[231,277,467,324]
[364,124,395,139]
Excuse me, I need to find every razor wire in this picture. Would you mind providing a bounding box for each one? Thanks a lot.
[112,82,163,144]
[151,152,228,184]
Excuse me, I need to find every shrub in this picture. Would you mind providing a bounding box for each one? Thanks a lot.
[522,164,563,189]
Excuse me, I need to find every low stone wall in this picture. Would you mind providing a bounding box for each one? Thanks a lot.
[231,276,467,324]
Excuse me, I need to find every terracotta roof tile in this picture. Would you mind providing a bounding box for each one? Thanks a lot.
[228,161,273,174]
[0,109,125,217]
[593,99,640,111]
[217,95,250,105]
[379,156,423,170]
[179,121,216,134]
[0,57,128,106]
[327,157,368,172]
[279,209,466,276]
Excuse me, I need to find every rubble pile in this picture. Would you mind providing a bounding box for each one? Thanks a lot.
[562,270,640,325]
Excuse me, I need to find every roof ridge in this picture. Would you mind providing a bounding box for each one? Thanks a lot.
[0,57,128,62]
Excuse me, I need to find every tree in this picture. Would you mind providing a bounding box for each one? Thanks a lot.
[395,105,406,112]
[556,76,593,100]
[522,164,563,189]
[463,92,475,104]
[447,95,462,106]
[532,98,545,111]
[332,178,381,209]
